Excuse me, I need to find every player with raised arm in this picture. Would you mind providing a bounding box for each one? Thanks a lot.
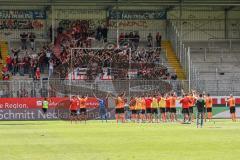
[145,95,153,123]
[69,96,79,124]
[226,94,237,122]
[129,97,137,122]
[188,92,196,122]
[124,98,130,122]
[93,93,109,123]
[202,91,207,122]
[170,92,178,122]
[158,94,166,122]
[180,94,191,123]
[151,95,159,123]
[114,92,126,123]
[135,96,143,123]
[78,95,88,123]
[205,93,213,121]
[165,94,171,122]
[141,96,147,122]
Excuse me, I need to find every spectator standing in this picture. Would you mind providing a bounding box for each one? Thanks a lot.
[46,48,52,64]
[49,60,54,77]
[2,64,8,79]
[20,32,28,50]
[29,32,36,51]
[129,32,134,42]
[30,60,35,78]
[133,32,140,49]
[147,33,153,47]
[6,56,12,73]
[96,25,102,41]
[35,67,41,80]
[156,32,162,48]
[12,59,18,75]
[49,26,53,43]
[23,56,30,74]
[38,52,46,73]
[125,32,129,40]
[11,48,20,61]
[18,59,25,76]
[119,33,125,44]
[128,32,134,49]
[102,25,108,43]
[171,73,178,80]
[3,72,10,80]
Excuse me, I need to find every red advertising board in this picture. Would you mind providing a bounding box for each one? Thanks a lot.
[0,97,99,109]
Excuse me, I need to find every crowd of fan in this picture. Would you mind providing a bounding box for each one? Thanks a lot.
[1,20,175,81]
[118,32,162,48]
[1,43,59,80]
[53,21,170,80]
[64,48,175,80]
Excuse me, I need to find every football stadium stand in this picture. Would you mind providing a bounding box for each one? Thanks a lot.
[0,0,240,97]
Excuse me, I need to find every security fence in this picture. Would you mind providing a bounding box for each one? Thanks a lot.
[0,79,240,98]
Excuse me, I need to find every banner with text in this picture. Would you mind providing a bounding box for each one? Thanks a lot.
[0,10,46,19]
[109,10,167,20]
[0,19,44,30]
[0,97,114,120]
[0,97,99,109]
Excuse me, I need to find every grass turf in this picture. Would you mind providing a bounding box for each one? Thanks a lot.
[0,120,240,160]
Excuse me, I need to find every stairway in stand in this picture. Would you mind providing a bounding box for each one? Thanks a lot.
[0,41,9,64]
[0,41,9,79]
[162,40,186,80]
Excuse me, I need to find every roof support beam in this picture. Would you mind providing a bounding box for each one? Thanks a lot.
[0,0,239,7]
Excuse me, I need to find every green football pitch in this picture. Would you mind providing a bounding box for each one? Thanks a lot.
[1,120,240,160]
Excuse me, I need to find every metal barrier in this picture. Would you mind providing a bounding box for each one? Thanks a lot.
[0,79,173,98]
[208,38,240,51]
[168,21,199,91]
[1,79,240,97]
[0,79,50,98]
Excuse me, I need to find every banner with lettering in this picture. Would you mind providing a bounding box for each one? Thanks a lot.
[0,10,46,19]
[0,97,113,120]
[109,10,167,20]
[0,97,100,109]
[0,19,44,30]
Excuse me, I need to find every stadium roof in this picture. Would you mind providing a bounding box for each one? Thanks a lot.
[0,0,240,7]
